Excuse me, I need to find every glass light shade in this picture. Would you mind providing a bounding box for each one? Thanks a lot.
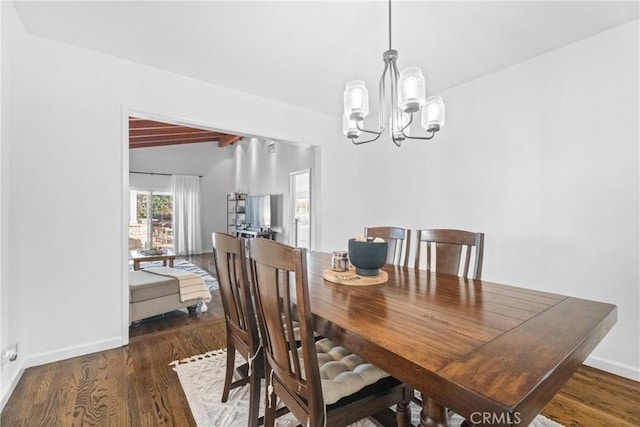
[390,111,411,140]
[398,67,425,113]
[343,80,369,121]
[343,115,362,138]
[421,96,445,132]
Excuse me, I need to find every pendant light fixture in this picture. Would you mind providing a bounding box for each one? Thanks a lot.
[342,0,445,147]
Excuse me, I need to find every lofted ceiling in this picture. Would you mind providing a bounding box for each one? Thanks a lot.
[129,117,242,149]
[13,1,639,119]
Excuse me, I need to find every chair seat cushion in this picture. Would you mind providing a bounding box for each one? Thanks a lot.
[305,338,390,405]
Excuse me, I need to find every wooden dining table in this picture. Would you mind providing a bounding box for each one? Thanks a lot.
[304,252,616,427]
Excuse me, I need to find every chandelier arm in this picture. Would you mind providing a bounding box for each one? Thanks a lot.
[350,119,382,144]
[391,67,400,115]
[389,59,398,123]
[401,131,437,141]
[389,58,401,136]
[391,135,402,147]
[356,120,383,136]
[350,132,383,145]
[389,58,400,93]
[399,112,436,140]
[378,60,390,132]
[403,112,414,131]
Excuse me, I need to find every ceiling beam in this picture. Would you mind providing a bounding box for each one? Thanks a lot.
[130,128,225,138]
[128,117,242,149]
[130,134,222,144]
[219,135,242,147]
[130,139,219,149]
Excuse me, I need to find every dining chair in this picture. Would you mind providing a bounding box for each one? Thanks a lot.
[248,238,413,427]
[364,226,411,267]
[414,229,484,279]
[212,232,262,427]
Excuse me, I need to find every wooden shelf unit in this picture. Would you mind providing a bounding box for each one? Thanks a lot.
[227,193,247,235]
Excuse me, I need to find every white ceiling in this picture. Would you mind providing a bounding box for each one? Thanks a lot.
[13,1,639,118]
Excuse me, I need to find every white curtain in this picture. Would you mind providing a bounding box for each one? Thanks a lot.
[172,175,202,255]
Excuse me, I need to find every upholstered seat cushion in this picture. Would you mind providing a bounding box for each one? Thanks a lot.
[300,338,390,405]
[288,320,321,342]
[129,270,179,303]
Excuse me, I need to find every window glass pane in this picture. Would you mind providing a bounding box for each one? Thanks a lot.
[129,191,173,250]
[151,193,173,250]
[128,192,149,249]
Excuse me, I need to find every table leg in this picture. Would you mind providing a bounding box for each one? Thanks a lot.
[168,259,174,268]
[134,261,140,271]
[419,394,448,427]
[395,388,412,427]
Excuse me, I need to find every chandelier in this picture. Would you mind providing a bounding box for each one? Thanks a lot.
[342,0,445,147]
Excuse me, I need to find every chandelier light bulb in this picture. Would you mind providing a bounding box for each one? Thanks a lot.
[343,81,370,121]
[398,67,425,113]
[390,112,411,141]
[343,115,363,138]
[421,96,445,132]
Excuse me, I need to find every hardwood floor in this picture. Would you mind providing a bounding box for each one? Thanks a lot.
[1,254,638,426]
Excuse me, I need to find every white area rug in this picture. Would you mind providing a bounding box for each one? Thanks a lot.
[171,349,564,427]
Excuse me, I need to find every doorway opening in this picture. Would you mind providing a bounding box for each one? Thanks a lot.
[290,169,311,249]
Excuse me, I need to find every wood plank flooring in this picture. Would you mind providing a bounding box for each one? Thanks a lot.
[1,254,638,426]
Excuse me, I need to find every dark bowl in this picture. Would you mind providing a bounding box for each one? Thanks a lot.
[348,238,388,276]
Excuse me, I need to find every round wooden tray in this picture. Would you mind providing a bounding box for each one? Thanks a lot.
[323,267,388,286]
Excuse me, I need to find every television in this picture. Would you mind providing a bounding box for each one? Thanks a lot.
[245,194,281,230]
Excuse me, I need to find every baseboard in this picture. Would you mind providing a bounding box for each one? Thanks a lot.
[585,355,640,381]
[22,336,124,371]
[0,359,26,413]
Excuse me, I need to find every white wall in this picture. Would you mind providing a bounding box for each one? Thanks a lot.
[128,141,236,251]
[233,138,317,245]
[316,21,639,379]
[1,1,28,408]
[439,21,639,378]
[0,1,337,407]
[0,0,5,405]
[201,149,235,250]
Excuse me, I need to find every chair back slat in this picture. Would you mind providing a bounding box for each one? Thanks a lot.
[365,226,411,267]
[415,229,484,279]
[463,245,472,278]
[434,242,463,277]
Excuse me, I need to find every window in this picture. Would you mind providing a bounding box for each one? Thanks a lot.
[129,190,173,250]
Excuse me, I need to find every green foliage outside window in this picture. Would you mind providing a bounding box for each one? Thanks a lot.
[136,194,173,222]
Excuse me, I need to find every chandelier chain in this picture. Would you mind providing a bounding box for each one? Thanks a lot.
[388,0,392,51]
